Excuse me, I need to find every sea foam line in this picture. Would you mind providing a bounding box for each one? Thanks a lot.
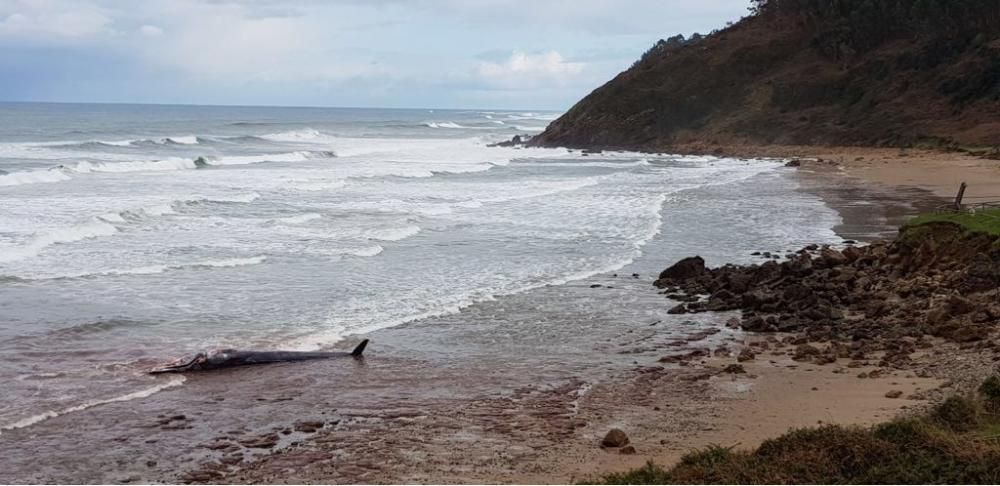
[0,376,186,435]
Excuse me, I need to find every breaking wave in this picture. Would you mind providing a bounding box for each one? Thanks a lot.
[0,219,119,264]
[0,169,72,187]
[0,151,334,186]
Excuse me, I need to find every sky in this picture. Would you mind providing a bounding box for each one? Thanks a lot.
[0,0,750,110]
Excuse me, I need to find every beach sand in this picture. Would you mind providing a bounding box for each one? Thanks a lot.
[3,149,999,484]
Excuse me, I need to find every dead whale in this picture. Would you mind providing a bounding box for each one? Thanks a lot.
[149,339,368,374]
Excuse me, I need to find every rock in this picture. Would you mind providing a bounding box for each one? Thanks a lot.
[793,344,821,361]
[667,303,688,315]
[658,256,706,282]
[238,433,280,449]
[737,349,756,362]
[723,364,746,374]
[785,159,803,167]
[601,429,630,448]
[820,248,848,267]
[293,420,326,433]
[620,445,637,455]
[885,390,904,399]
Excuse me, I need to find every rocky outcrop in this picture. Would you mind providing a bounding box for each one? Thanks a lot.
[655,222,1000,363]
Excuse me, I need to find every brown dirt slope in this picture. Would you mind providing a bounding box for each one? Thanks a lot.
[532,3,1000,151]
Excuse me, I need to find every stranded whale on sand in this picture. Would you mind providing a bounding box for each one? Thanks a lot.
[149,339,368,374]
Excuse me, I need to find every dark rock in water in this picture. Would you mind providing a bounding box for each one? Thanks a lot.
[193,156,210,168]
[487,134,533,148]
[737,349,756,362]
[590,284,603,288]
[601,428,629,447]
[785,159,803,167]
[657,256,706,283]
[667,303,688,315]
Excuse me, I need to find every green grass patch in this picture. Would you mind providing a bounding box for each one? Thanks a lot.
[904,209,1000,238]
[592,378,1000,484]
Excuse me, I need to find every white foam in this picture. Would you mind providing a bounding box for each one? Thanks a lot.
[275,213,321,225]
[0,169,71,187]
[26,256,268,280]
[260,128,323,143]
[344,245,383,257]
[165,135,198,145]
[0,219,119,263]
[68,158,198,173]
[0,376,186,434]
[423,121,464,129]
[191,256,268,268]
[363,225,421,241]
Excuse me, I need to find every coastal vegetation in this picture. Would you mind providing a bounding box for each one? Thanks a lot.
[905,208,1000,239]
[597,377,1000,484]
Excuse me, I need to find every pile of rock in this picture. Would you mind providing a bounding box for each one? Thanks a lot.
[654,222,1000,367]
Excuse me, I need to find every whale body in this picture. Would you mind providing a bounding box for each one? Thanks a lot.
[149,339,368,374]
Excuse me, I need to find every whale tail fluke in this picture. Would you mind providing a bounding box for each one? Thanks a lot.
[351,339,369,357]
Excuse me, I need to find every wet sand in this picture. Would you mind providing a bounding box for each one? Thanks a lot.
[1,162,990,484]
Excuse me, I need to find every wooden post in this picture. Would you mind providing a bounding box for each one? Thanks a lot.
[954,182,967,211]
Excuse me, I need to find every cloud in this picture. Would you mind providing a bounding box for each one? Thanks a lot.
[0,1,115,41]
[138,24,162,37]
[476,51,585,90]
[0,0,749,109]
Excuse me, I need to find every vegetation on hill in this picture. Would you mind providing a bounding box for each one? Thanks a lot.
[594,376,1000,484]
[905,208,1000,238]
[532,0,1000,150]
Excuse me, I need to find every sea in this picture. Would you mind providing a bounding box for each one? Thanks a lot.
[0,102,844,439]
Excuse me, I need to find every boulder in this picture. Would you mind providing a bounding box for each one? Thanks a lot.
[658,256,706,282]
[820,248,849,267]
[601,429,629,448]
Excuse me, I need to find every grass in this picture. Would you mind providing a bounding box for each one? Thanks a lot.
[903,209,1000,238]
[594,377,1000,484]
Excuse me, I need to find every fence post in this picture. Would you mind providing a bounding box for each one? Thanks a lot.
[953,182,967,211]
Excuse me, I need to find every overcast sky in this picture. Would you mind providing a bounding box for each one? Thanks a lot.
[0,0,749,110]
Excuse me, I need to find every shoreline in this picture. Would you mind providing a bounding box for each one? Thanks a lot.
[668,143,1000,201]
[3,147,996,484]
[224,152,981,483]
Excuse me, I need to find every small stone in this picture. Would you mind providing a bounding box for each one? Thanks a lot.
[737,349,756,362]
[620,445,637,455]
[885,390,904,399]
